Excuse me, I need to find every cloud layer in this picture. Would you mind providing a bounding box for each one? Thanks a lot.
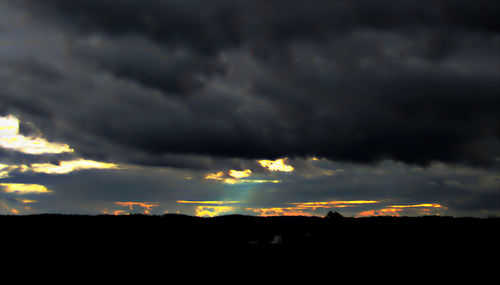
[0,0,497,168]
[0,1,499,216]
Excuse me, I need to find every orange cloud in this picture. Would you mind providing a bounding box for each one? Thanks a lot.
[357,208,403,217]
[357,203,445,217]
[114,202,159,214]
[103,209,128,215]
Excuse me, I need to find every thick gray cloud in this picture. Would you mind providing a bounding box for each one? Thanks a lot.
[2,0,497,168]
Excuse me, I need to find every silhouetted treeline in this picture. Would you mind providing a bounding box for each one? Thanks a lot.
[2,213,499,258]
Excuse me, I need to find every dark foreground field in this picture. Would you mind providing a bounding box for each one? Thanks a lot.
[2,213,499,257]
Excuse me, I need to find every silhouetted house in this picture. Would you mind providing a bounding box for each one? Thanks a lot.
[270,235,282,245]
[325,211,343,220]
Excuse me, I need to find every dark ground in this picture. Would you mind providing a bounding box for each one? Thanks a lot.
[4,214,497,276]
[2,213,499,254]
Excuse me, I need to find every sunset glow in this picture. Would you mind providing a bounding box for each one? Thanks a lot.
[356,203,445,217]
[290,200,380,209]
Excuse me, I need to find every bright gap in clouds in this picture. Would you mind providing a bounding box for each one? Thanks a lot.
[0,115,124,214]
[0,115,73,154]
[0,115,121,176]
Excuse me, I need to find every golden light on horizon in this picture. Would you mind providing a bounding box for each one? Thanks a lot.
[258,158,294,172]
[246,200,380,217]
[102,209,128,215]
[0,115,74,155]
[0,183,51,194]
[177,200,238,217]
[246,207,316,217]
[356,203,445,217]
[194,206,234,217]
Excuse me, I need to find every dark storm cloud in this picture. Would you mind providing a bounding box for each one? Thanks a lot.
[3,0,500,168]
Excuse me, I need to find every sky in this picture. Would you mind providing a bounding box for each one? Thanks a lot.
[0,0,499,217]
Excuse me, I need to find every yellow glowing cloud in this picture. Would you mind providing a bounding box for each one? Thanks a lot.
[177,200,240,205]
[0,163,11,178]
[238,179,281,184]
[194,206,234,217]
[0,115,20,136]
[229,169,252,179]
[388,203,443,208]
[223,178,281,184]
[290,200,379,209]
[205,169,281,184]
[205,171,224,180]
[0,183,51,194]
[20,199,37,204]
[258,158,294,172]
[0,115,73,154]
[30,159,120,174]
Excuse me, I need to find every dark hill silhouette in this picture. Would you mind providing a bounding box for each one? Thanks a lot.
[2,213,499,262]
